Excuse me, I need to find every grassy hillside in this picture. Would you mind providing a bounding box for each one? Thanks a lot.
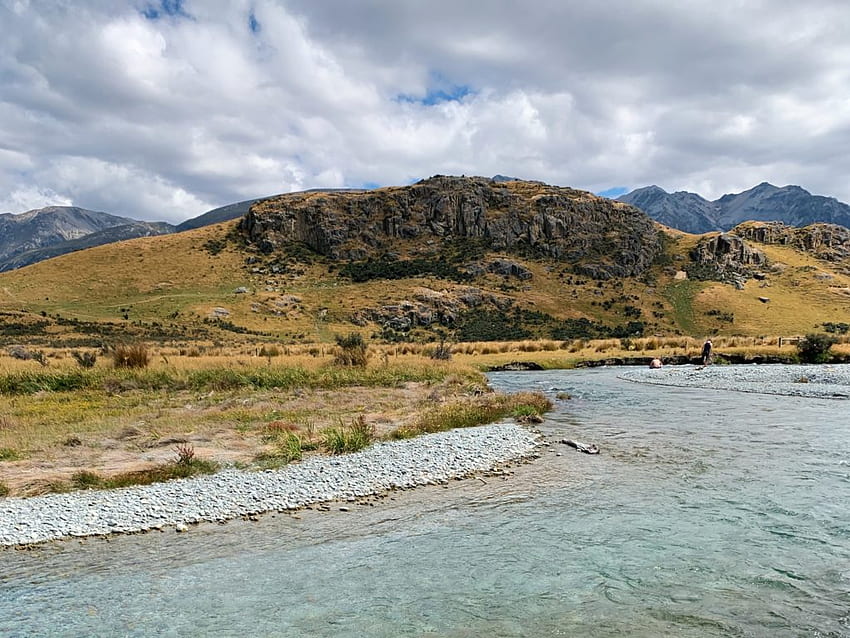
[0,219,848,347]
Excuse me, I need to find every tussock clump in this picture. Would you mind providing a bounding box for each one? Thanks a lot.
[111,343,150,369]
[71,350,97,368]
[333,333,369,367]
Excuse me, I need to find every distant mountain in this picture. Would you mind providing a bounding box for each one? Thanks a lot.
[618,182,850,233]
[0,206,146,265]
[0,221,175,272]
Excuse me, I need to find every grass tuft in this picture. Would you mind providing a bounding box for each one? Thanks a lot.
[322,415,375,454]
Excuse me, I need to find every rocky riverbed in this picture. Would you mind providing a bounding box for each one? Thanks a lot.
[620,363,850,399]
[0,423,540,548]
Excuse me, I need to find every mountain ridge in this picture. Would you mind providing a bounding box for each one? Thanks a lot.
[618,183,850,233]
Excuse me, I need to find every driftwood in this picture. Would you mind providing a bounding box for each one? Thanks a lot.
[561,439,600,454]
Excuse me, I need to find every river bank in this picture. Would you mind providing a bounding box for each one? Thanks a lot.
[620,362,850,399]
[0,423,540,548]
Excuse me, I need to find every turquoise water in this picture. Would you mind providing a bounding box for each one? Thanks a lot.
[1,367,849,637]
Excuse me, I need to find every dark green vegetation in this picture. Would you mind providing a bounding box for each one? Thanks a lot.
[340,256,473,283]
[454,308,645,342]
[796,333,838,363]
[64,452,219,492]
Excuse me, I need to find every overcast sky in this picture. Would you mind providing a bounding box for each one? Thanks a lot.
[2,0,850,223]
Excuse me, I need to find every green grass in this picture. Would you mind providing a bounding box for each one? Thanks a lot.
[391,391,552,439]
[0,447,21,461]
[67,457,219,492]
[662,280,703,335]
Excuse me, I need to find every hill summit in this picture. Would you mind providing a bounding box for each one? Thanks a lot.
[241,175,661,280]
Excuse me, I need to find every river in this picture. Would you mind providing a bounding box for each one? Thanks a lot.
[1,367,848,637]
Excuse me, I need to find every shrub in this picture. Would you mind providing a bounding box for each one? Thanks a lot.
[71,350,98,368]
[333,332,369,367]
[278,432,303,462]
[112,343,150,369]
[796,333,837,363]
[259,344,281,358]
[0,482,9,497]
[173,443,196,465]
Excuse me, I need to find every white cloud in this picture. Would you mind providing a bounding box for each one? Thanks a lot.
[1,0,849,221]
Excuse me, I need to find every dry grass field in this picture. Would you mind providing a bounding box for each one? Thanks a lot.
[1,216,849,498]
[0,221,847,347]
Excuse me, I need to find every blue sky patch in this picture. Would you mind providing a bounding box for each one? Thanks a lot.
[395,71,473,106]
[248,11,261,34]
[141,0,191,20]
[396,84,472,106]
[596,187,628,198]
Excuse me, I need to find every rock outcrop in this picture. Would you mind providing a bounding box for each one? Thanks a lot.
[240,176,660,279]
[351,286,511,331]
[731,221,850,262]
[690,233,768,269]
[688,233,768,288]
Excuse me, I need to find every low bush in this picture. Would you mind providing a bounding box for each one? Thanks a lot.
[796,333,837,363]
[0,481,8,497]
[0,447,20,461]
[430,340,453,361]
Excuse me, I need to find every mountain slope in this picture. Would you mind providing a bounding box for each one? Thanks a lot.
[619,183,850,232]
[618,186,721,233]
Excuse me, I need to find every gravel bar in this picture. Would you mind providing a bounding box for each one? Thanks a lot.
[0,423,540,548]
[620,363,850,399]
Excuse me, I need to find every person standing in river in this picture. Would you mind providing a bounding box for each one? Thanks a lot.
[701,338,713,366]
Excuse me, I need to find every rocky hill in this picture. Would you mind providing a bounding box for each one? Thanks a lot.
[619,182,850,233]
[241,175,660,280]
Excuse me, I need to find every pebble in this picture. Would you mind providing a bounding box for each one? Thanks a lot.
[0,423,539,548]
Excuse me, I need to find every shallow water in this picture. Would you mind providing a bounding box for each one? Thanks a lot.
[2,367,849,637]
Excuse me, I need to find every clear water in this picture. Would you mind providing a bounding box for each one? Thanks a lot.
[1,367,849,637]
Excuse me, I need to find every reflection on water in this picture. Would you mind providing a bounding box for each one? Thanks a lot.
[1,367,849,637]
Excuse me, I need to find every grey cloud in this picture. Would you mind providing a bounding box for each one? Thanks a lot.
[1,0,849,221]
